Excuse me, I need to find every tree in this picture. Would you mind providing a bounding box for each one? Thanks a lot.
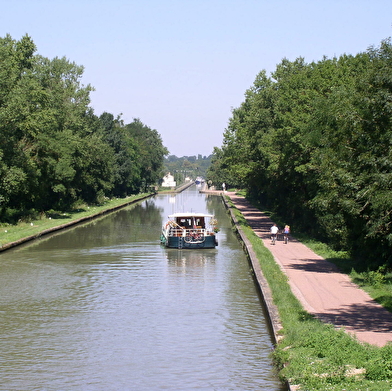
[0,35,114,213]
[0,34,40,212]
[211,38,392,267]
[99,112,142,196]
[125,118,168,191]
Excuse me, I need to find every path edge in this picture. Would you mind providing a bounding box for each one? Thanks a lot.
[223,195,282,342]
[223,195,295,391]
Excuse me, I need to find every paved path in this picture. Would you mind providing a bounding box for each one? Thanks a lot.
[228,193,392,347]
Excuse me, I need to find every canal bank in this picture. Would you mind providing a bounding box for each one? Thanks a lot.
[0,193,154,252]
[225,193,392,347]
[222,195,282,343]
[158,180,194,194]
[222,194,293,391]
[223,192,392,391]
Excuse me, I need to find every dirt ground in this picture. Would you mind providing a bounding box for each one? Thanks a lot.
[228,193,392,347]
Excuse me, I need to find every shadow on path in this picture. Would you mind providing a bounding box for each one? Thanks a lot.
[228,194,392,346]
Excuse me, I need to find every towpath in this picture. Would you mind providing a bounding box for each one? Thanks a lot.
[227,192,392,347]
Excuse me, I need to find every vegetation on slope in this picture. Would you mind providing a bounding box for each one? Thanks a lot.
[208,38,392,271]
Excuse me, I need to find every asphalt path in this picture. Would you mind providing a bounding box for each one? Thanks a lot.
[228,193,392,347]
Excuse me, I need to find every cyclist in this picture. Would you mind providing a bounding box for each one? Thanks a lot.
[270,224,279,244]
[283,224,290,244]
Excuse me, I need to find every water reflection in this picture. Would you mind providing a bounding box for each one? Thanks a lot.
[164,248,217,267]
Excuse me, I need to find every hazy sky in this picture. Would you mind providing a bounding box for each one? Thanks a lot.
[1,0,392,156]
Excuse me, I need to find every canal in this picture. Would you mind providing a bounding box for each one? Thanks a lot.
[0,187,285,390]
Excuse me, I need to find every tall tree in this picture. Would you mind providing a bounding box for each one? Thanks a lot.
[0,34,39,211]
[125,118,168,191]
[99,112,141,196]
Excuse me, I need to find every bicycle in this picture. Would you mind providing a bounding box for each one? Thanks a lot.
[270,224,279,245]
[283,225,290,245]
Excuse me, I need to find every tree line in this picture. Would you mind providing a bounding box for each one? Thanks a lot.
[164,154,213,184]
[207,38,392,268]
[0,34,168,222]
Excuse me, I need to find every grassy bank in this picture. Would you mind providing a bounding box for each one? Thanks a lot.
[226,197,392,391]
[0,193,152,250]
[234,190,392,314]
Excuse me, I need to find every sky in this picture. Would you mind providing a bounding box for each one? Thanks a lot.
[1,1,392,157]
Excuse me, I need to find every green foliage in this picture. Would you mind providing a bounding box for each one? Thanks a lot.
[164,154,212,184]
[126,118,169,191]
[366,344,392,381]
[214,38,392,268]
[349,266,392,312]
[0,34,168,221]
[362,268,387,287]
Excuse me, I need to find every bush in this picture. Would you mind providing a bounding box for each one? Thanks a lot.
[0,207,40,224]
[366,344,392,380]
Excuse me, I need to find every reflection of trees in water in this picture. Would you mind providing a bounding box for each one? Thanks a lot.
[205,194,218,213]
[97,198,163,244]
[26,198,164,250]
[165,249,217,268]
[124,198,163,228]
[205,194,233,230]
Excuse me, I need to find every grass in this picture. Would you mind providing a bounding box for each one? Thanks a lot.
[0,193,151,249]
[351,268,392,313]
[226,196,392,391]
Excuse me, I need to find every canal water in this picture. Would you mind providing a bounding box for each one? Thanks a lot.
[0,187,285,390]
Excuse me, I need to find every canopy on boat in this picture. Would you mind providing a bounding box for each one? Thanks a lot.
[168,212,214,219]
[167,212,215,230]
